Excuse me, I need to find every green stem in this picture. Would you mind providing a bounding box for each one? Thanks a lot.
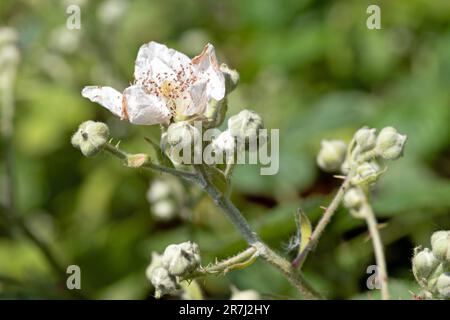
[360,193,389,300]
[292,175,352,268]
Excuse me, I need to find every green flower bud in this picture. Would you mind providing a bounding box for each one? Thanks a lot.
[220,63,239,94]
[354,127,377,152]
[343,188,364,210]
[162,241,201,276]
[150,266,178,299]
[436,272,450,298]
[351,161,381,185]
[228,110,264,143]
[375,127,407,160]
[71,121,109,157]
[412,248,440,283]
[316,140,347,172]
[431,230,450,262]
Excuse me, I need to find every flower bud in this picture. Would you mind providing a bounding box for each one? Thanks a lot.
[354,127,377,152]
[147,180,172,203]
[145,251,163,281]
[351,161,381,185]
[166,121,201,164]
[412,248,440,282]
[151,200,177,222]
[343,188,364,210]
[71,121,109,157]
[162,241,201,276]
[212,130,236,158]
[228,110,264,143]
[436,272,450,298]
[316,140,347,172]
[431,230,450,262]
[375,127,407,160]
[150,266,178,299]
[220,63,239,94]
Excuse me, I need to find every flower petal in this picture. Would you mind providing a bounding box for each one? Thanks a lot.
[173,80,208,117]
[134,41,191,84]
[123,85,172,125]
[192,43,225,101]
[81,86,123,117]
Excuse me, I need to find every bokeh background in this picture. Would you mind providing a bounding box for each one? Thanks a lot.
[0,0,449,299]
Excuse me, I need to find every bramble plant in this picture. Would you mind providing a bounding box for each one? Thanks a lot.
[71,40,439,300]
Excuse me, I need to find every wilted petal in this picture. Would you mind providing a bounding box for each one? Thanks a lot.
[134,41,191,83]
[81,86,123,117]
[192,43,225,101]
[123,85,171,125]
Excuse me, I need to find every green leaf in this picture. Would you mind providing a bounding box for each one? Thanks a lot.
[297,208,312,255]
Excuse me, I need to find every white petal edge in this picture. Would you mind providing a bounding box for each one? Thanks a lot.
[123,85,172,125]
[81,86,123,117]
[134,41,191,83]
[192,43,225,101]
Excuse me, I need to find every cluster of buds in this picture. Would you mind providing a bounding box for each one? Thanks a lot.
[412,231,450,299]
[317,126,407,218]
[146,241,201,299]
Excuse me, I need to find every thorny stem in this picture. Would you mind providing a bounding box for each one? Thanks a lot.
[292,175,352,268]
[104,144,321,299]
[360,192,389,300]
[194,164,321,299]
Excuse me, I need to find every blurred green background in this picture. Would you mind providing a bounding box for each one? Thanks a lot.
[0,0,449,299]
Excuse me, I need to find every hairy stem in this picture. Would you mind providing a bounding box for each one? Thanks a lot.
[194,164,321,299]
[103,145,321,299]
[361,199,389,300]
[292,175,352,268]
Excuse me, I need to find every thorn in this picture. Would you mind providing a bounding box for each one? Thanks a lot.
[320,206,327,211]
[333,175,346,180]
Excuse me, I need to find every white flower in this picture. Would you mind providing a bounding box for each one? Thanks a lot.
[82,42,225,125]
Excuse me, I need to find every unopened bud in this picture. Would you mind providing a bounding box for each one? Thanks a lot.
[375,127,407,160]
[145,252,163,281]
[150,266,178,299]
[228,110,264,143]
[71,121,109,157]
[316,140,347,172]
[351,161,381,185]
[162,241,201,276]
[166,121,200,164]
[147,180,172,203]
[151,200,177,222]
[354,127,377,152]
[436,272,450,298]
[125,153,149,168]
[343,188,364,210]
[212,130,236,158]
[412,248,440,282]
[431,230,450,262]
